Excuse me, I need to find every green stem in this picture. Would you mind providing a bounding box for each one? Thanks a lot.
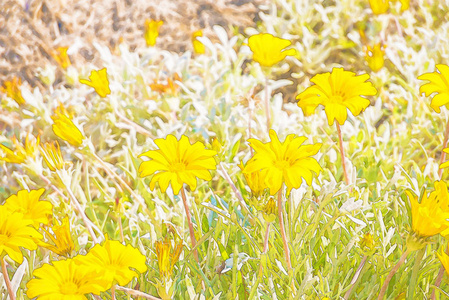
[336,122,350,185]
[1,257,15,300]
[264,76,271,134]
[407,248,425,300]
[378,249,410,300]
[344,255,368,300]
[277,189,292,270]
[180,187,199,263]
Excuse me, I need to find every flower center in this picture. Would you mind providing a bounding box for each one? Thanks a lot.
[329,94,344,103]
[60,281,79,295]
[274,160,290,170]
[170,162,186,173]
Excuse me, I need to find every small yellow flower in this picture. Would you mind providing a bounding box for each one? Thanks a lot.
[296,67,377,125]
[76,237,147,286]
[437,245,449,276]
[0,134,40,164]
[405,181,449,238]
[192,30,206,54]
[0,205,42,264]
[27,258,110,299]
[52,46,71,69]
[360,233,375,250]
[155,238,183,279]
[79,68,111,97]
[244,130,322,195]
[138,135,217,195]
[51,110,84,147]
[398,0,409,11]
[247,33,297,67]
[238,161,267,197]
[262,197,277,223]
[1,77,25,105]
[39,216,75,257]
[4,188,52,227]
[40,141,65,172]
[144,19,163,47]
[418,64,449,113]
[369,0,389,14]
[365,43,386,72]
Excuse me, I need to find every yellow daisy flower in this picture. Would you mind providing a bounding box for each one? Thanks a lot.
[247,33,297,67]
[79,68,111,98]
[26,258,110,299]
[418,64,449,113]
[405,181,449,238]
[0,134,40,164]
[4,188,52,227]
[437,245,449,276]
[244,130,322,195]
[238,161,267,197]
[0,205,42,264]
[365,43,386,72]
[296,67,377,125]
[76,237,147,286]
[155,238,183,279]
[192,30,206,54]
[1,77,25,105]
[369,0,389,15]
[39,216,75,257]
[144,19,163,47]
[138,135,217,195]
[51,110,84,147]
[52,46,71,69]
[39,141,65,172]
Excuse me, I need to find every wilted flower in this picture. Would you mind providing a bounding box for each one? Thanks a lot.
[51,110,84,147]
[296,67,377,125]
[369,0,389,15]
[40,216,75,257]
[405,181,449,238]
[52,46,71,69]
[0,205,42,264]
[262,197,277,223]
[1,77,25,105]
[27,258,110,299]
[247,33,296,67]
[149,73,181,95]
[79,68,111,97]
[144,19,163,47]
[238,161,267,197]
[138,135,217,195]
[360,233,375,250]
[418,64,449,113]
[0,134,40,164]
[4,188,52,227]
[192,30,205,54]
[40,141,65,171]
[244,130,322,195]
[365,43,386,72]
[76,237,147,287]
[155,238,183,279]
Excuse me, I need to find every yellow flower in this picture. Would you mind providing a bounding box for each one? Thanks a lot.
[76,237,147,286]
[26,258,110,299]
[418,64,449,113]
[365,43,386,72]
[247,33,297,67]
[39,216,75,257]
[440,148,449,169]
[238,161,267,197]
[155,239,183,279]
[192,30,206,54]
[79,68,111,97]
[138,135,217,195]
[296,67,377,126]
[398,0,409,11]
[0,205,42,263]
[51,110,84,147]
[437,245,449,276]
[52,46,71,69]
[360,233,375,250]
[1,77,25,105]
[244,130,322,195]
[405,181,449,238]
[4,188,52,227]
[0,134,40,164]
[144,19,163,47]
[369,0,389,14]
[40,141,65,171]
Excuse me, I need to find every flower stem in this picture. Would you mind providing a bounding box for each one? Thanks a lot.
[378,249,410,300]
[336,122,350,185]
[264,76,271,134]
[431,245,448,300]
[438,117,449,178]
[277,189,292,271]
[1,257,15,300]
[111,284,116,300]
[407,248,425,299]
[115,285,162,300]
[180,187,199,263]
[344,255,367,300]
